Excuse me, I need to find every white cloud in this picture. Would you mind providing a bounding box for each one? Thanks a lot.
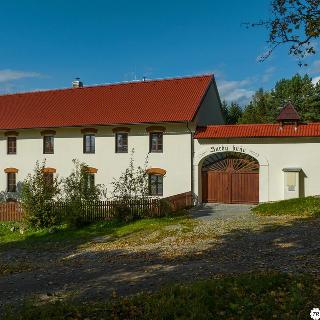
[217,79,254,105]
[0,69,41,83]
[312,76,320,85]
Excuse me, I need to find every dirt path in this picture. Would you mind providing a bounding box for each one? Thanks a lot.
[1,214,319,310]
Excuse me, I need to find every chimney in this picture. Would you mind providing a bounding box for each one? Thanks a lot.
[72,77,83,88]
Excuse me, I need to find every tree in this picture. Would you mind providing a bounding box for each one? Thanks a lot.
[63,159,106,203]
[239,89,274,124]
[63,159,107,227]
[111,150,149,200]
[249,0,320,63]
[221,101,243,124]
[21,161,61,228]
[271,74,320,121]
[239,74,320,123]
[228,102,243,124]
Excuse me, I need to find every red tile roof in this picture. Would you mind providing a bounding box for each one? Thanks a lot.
[194,123,320,139]
[277,102,301,121]
[0,75,213,130]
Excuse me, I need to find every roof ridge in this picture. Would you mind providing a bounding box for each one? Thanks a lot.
[204,123,279,128]
[203,122,320,128]
[0,73,213,98]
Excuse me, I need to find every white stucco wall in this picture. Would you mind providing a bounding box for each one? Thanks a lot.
[194,137,320,203]
[0,123,193,198]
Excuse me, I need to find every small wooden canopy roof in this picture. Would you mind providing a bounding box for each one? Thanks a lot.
[277,102,301,122]
[146,168,166,176]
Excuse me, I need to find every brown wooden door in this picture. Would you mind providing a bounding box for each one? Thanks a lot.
[231,172,259,204]
[203,171,230,203]
[202,154,259,204]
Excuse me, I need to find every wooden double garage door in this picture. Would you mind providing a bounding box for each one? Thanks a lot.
[202,171,259,204]
[201,154,259,204]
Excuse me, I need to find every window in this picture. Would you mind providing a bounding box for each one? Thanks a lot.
[43,173,54,188]
[7,137,16,154]
[115,133,128,153]
[87,174,95,189]
[149,132,163,153]
[83,134,95,153]
[83,173,95,193]
[149,174,163,196]
[7,173,16,192]
[43,136,54,154]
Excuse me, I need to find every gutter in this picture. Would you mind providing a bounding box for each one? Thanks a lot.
[186,121,195,205]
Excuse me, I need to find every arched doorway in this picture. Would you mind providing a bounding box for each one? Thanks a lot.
[201,152,259,204]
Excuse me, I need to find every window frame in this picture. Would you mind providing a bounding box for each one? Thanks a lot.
[148,174,163,196]
[43,172,54,188]
[43,135,54,154]
[83,134,95,154]
[7,172,16,193]
[7,136,17,155]
[115,132,128,153]
[149,132,163,153]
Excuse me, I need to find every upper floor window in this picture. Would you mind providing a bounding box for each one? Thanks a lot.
[115,133,128,153]
[7,172,16,192]
[149,132,163,153]
[7,137,17,154]
[148,174,163,196]
[43,136,54,154]
[83,134,95,154]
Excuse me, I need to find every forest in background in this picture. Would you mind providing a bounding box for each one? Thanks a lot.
[222,74,320,124]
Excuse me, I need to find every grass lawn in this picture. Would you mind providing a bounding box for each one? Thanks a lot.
[0,212,194,250]
[252,196,320,216]
[3,272,319,320]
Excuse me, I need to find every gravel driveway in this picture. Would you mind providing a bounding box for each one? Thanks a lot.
[1,208,319,311]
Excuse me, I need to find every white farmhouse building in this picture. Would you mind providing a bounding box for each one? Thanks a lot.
[0,74,319,204]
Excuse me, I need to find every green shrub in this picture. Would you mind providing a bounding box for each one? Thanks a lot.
[62,160,107,227]
[21,161,61,228]
[160,199,173,216]
[253,196,320,216]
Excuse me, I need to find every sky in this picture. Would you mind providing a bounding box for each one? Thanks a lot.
[0,0,320,105]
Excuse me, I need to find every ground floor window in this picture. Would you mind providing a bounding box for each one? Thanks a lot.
[43,172,54,188]
[7,173,16,192]
[84,173,95,191]
[148,174,163,196]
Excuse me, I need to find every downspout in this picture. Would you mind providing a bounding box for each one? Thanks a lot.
[186,121,194,205]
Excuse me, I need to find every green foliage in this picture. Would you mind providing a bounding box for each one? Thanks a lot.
[3,272,319,319]
[253,196,320,216]
[159,199,173,216]
[0,214,192,249]
[20,161,61,228]
[239,89,274,124]
[111,150,152,222]
[111,149,149,201]
[62,159,107,227]
[239,74,320,124]
[221,101,243,124]
[114,203,135,222]
[249,0,320,62]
